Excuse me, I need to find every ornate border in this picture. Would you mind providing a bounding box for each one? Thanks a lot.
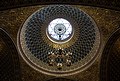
[17,5,101,76]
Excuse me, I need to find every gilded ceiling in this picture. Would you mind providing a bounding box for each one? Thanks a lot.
[0,4,120,81]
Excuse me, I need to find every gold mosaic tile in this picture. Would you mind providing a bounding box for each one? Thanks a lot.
[0,5,120,81]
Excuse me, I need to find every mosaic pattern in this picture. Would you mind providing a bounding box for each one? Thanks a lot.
[100,28,120,81]
[18,5,100,76]
[0,28,22,81]
[1,4,120,81]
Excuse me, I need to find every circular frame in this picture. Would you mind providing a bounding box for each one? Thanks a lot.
[17,5,101,76]
[46,18,74,44]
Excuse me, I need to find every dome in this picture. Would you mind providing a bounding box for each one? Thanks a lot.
[17,5,100,76]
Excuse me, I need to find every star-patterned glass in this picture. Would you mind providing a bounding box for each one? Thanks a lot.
[47,18,72,41]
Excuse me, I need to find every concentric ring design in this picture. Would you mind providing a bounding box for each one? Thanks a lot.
[47,18,73,42]
[17,5,101,76]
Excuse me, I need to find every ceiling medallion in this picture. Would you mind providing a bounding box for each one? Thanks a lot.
[17,5,101,76]
[47,18,73,44]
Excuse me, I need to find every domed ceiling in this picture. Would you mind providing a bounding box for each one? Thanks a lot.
[17,5,101,76]
[0,0,120,80]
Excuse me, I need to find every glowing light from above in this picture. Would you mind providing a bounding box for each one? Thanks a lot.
[48,18,72,41]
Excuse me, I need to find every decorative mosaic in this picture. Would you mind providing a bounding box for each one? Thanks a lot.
[17,5,100,76]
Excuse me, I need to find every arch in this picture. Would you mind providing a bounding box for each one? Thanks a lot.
[0,28,22,81]
[100,27,120,81]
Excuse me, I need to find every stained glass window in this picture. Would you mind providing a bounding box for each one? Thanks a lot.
[47,18,72,41]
